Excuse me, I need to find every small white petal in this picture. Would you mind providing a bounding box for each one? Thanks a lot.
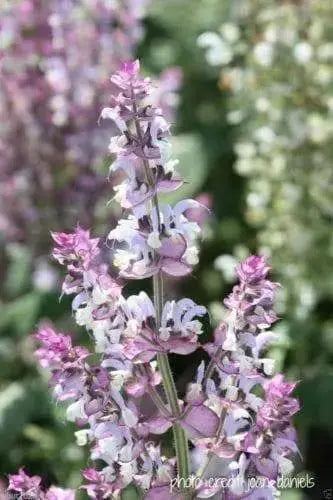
[66,399,86,422]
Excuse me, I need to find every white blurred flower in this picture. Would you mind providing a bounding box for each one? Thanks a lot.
[247,191,267,209]
[214,254,238,282]
[307,114,329,143]
[253,42,274,66]
[254,126,276,144]
[293,41,313,64]
[255,97,270,113]
[226,109,244,124]
[264,25,278,43]
[219,23,240,43]
[197,32,233,65]
[223,67,246,92]
[234,159,253,176]
[234,142,256,158]
[33,261,58,292]
[271,155,287,175]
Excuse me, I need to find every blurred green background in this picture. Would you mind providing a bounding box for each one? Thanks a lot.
[0,0,332,498]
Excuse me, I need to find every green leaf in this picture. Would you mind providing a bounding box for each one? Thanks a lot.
[0,381,51,453]
[23,424,57,452]
[5,244,32,298]
[0,293,41,336]
[121,484,142,500]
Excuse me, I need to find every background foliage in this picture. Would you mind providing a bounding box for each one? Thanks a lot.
[0,0,332,498]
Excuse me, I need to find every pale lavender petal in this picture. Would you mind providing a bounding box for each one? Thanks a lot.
[181,405,219,439]
[161,259,192,277]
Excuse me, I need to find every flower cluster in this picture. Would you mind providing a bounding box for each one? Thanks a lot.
[8,62,300,499]
[181,255,299,498]
[104,61,204,279]
[33,323,176,497]
[8,468,74,499]
[199,0,333,337]
[0,1,181,270]
[0,0,144,246]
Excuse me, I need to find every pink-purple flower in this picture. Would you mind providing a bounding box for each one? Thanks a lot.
[8,468,75,500]
[257,374,300,428]
[35,325,89,369]
[8,62,300,500]
[0,3,182,267]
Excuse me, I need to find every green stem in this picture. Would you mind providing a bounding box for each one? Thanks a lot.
[153,273,190,485]
[131,92,191,489]
[138,365,170,418]
[196,374,236,481]
[202,346,222,386]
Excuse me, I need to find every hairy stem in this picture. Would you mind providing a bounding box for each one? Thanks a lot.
[196,406,228,480]
[202,346,222,386]
[197,372,236,481]
[131,93,191,486]
[153,274,191,485]
[138,365,170,418]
